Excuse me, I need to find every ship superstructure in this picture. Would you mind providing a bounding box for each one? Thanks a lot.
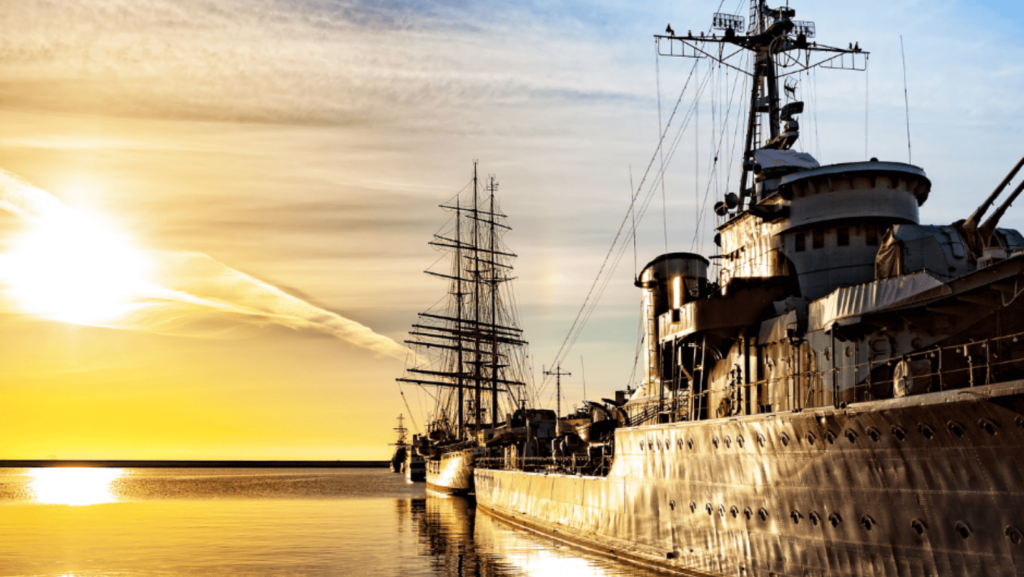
[397,162,531,494]
[474,2,1024,576]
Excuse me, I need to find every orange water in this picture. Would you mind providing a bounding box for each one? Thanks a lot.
[0,468,660,576]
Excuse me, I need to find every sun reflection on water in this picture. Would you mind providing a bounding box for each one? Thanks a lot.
[29,468,124,506]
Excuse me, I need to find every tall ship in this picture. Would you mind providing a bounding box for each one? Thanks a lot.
[397,162,532,494]
[388,414,408,474]
[474,2,1024,576]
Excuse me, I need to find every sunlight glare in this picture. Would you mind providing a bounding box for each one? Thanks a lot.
[2,210,151,324]
[29,468,124,506]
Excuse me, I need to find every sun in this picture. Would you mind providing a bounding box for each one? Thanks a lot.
[1,210,151,324]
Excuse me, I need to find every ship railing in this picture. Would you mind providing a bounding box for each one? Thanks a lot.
[672,329,1024,420]
[475,455,609,476]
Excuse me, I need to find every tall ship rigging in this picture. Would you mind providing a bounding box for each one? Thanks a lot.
[472,2,1024,576]
[397,163,532,494]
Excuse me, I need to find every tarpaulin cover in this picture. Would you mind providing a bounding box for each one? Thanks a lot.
[808,271,950,331]
[874,228,903,279]
[753,149,820,170]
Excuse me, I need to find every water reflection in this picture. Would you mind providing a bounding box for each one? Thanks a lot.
[405,493,662,577]
[29,468,124,506]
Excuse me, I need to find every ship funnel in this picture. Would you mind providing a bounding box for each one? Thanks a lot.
[963,153,1024,232]
[636,253,708,390]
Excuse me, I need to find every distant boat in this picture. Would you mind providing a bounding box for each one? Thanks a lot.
[388,414,408,474]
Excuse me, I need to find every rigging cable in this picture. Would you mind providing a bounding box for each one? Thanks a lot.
[540,65,718,399]
[656,44,669,253]
[538,58,702,394]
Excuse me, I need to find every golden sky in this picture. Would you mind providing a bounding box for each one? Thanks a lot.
[1,0,1023,459]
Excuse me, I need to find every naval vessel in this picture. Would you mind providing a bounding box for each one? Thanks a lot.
[472,2,1024,575]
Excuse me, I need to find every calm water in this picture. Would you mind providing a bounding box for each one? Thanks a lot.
[0,468,663,576]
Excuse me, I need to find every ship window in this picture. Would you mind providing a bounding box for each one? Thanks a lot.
[837,227,849,246]
[812,229,824,249]
[795,233,806,252]
[866,226,879,246]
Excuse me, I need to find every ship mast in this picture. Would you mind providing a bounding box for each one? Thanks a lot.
[397,162,530,444]
[656,0,867,209]
[489,175,500,426]
[473,164,483,433]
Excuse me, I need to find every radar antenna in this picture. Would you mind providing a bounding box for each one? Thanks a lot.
[656,0,868,207]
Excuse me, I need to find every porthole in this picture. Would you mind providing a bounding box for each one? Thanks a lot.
[911,518,927,536]
[719,504,726,518]
[828,512,842,528]
[713,436,720,449]
[757,433,766,447]
[948,421,965,438]
[724,436,732,449]
[758,508,769,522]
[956,521,972,540]
[918,423,935,440]
[809,512,821,527]
[861,515,876,531]
[791,510,802,524]
[677,438,684,450]
[824,431,836,445]
[689,502,697,513]
[737,435,745,448]
[866,427,881,442]
[743,507,753,520]
[891,425,907,442]
[669,500,676,511]
[780,432,790,447]
[978,418,999,436]
[1006,525,1023,545]
[730,506,739,518]
[806,431,817,445]
[687,438,694,450]
[844,429,858,443]
[706,503,713,516]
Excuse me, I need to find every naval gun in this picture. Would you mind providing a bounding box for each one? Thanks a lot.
[955,153,1024,258]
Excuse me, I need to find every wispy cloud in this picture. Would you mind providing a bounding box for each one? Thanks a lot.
[0,168,409,360]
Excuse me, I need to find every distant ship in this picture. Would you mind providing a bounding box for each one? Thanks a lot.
[473,2,1024,576]
[388,414,408,474]
[397,162,531,494]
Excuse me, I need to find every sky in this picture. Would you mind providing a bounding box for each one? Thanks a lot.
[1,0,1023,460]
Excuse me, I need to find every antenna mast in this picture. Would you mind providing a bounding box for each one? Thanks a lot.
[544,363,572,420]
[656,0,867,210]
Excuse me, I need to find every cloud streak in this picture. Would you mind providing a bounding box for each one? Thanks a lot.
[0,168,409,360]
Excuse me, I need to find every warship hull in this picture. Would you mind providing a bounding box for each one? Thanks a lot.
[427,448,476,494]
[476,379,1024,577]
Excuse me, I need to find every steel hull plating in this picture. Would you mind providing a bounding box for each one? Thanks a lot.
[475,381,1024,577]
[427,449,476,494]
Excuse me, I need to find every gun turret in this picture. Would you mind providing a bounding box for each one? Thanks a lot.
[956,153,1024,256]
[978,178,1024,247]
